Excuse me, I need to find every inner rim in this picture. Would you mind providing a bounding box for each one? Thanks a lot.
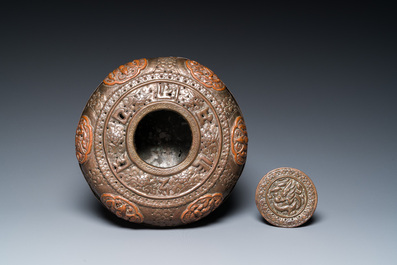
[134,109,193,168]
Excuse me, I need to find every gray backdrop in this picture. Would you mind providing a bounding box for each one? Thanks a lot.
[1,2,396,264]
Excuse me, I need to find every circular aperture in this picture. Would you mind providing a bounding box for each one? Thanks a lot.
[134,110,193,168]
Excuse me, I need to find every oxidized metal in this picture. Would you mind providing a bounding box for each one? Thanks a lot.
[255,167,318,227]
[76,57,248,226]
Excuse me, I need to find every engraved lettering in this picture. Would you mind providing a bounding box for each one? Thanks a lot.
[112,108,132,124]
[155,83,180,100]
[196,107,213,126]
[159,178,171,194]
[112,153,132,173]
[193,155,213,171]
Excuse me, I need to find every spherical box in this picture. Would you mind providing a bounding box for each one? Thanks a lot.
[75,57,248,226]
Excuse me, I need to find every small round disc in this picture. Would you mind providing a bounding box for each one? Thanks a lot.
[255,167,318,227]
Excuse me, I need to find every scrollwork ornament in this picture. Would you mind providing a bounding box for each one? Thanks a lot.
[154,57,178,73]
[75,115,93,164]
[218,163,239,192]
[103,59,147,85]
[86,167,104,187]
[185,60,226,91]
[101,193,144,223]
[181,193,223,224]
[231,116,248,165]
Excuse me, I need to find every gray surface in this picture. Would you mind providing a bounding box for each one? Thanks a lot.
[1,2,396,264]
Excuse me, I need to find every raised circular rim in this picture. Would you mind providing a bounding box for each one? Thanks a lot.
[126,101,201,176]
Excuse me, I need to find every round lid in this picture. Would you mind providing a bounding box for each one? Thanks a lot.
[255,167,318,227]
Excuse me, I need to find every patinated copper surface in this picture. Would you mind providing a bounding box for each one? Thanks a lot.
[255,167,318,227]
[76,57,248,226]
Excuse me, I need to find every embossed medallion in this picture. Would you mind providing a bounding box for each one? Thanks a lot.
[101,193,143,223]
[255,167,318,228]
[75,115,93,164]
[76,57,247,226]
[103,59,147,85]
[231,116,248,165]
[185,60,226,91]
[181,193,223,224]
